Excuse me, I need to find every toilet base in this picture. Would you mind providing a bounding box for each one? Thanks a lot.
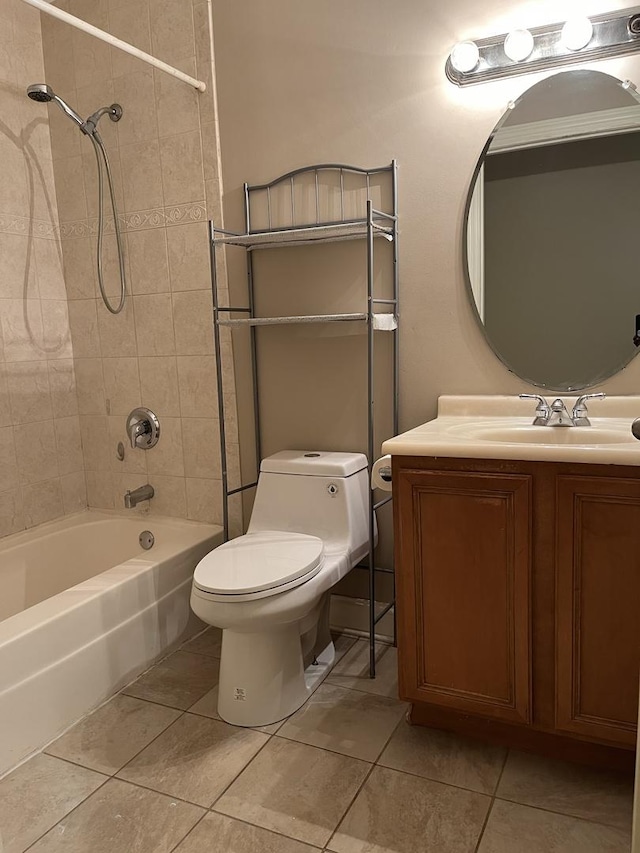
[217,626,336,728]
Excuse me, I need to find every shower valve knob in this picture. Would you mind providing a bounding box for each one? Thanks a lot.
[126,408,160,450]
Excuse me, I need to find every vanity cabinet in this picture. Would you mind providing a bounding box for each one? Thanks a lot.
[394,456,640,768]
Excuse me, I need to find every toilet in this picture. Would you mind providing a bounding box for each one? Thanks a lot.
[190,450,373,727]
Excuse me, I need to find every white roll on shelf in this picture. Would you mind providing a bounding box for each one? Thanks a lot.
[372,455,393,491]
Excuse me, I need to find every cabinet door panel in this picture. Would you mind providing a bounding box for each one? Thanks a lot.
[396,469,532,724]
[556,476,640,746]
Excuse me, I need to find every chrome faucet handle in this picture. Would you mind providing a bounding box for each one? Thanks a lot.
[126,407,160,450]
[519,394,550,425]
[129,420,149,449]
[571,392,606,427]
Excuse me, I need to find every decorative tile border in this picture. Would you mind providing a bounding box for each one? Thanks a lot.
[0,214,58,240]
[58,201,208,240]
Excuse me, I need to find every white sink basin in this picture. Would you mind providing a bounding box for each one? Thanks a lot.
[471,426,630,445]
[381,395,640,465]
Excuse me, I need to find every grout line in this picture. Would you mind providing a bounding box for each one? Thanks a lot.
[273,705,407,765]
[473,748,509,853]
[22,771,112,852]
[166,810,210,853]
[323,695,412,850]
[177,645,221,663]
[371,758,504,800]
[109,708,190,778]
[106,773,215,810]
[39,750,115,778]
[121,643,217,687]
[492,794,634,833]
[473,797,496,853]
[494,748,510,796]
[43,705,187,781]
[324,761,377,851]
[371,711,408,763]
[35,685,177,767]
[206,730,275,809]
[271,729,379,765]
[323,679,397,700]
[118,688,205,715]
[180,809,326,852]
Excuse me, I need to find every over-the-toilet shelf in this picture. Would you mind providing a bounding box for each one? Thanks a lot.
[209,161,399,677]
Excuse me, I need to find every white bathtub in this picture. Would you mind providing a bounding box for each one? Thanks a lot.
[0,510,222,776]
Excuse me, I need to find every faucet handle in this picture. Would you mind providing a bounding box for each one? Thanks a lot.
[519,393,551,426]
[519,393,549,409]
[126,407,160,450]
[571,392,606,426]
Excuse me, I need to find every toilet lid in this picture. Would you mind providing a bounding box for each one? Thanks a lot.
[193,531,324,596]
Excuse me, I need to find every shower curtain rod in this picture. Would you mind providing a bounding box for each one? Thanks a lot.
[20,0,207,93]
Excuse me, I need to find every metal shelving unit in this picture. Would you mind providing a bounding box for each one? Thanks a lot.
[209,161,398,677]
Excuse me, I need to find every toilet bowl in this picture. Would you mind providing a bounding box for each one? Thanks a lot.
[190,450,372,727]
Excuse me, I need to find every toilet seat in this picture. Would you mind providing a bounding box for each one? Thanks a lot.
[193,531,324,599]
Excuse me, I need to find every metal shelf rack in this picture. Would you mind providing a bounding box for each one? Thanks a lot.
[209,161,399,677]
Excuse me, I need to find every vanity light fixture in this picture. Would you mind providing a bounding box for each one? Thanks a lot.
[446,6,640,86]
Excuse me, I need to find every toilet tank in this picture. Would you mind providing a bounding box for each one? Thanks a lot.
[248,451,374,564]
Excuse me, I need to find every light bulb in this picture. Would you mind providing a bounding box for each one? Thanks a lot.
[450,41,480,73]
[504,29,534,62]
[561,17,593,51]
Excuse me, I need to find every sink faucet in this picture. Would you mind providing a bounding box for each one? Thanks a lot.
[519,393,606,427]
[547,398,574,427]
[124,483,154,509]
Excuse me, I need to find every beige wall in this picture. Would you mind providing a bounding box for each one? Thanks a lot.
[40,0,238,525]
[0,0,86,538]
[210,0,640,433]
[210,0,640,592]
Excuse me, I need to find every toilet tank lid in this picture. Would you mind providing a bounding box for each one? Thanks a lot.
[260,450,368,477]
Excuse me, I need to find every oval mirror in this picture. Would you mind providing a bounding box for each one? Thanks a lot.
[465,70,640,391]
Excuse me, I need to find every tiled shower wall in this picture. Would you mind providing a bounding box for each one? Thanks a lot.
[41,0,237,524]
[0,0,86,538]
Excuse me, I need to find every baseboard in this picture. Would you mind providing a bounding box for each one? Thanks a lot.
[330,594,395,643]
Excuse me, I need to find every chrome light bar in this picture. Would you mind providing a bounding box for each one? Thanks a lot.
[446,7,640,86]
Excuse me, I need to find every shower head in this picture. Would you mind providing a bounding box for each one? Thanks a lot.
[26,83,55,103]
[26,84,88,133]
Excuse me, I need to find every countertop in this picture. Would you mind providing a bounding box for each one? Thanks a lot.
[381,395,640,465]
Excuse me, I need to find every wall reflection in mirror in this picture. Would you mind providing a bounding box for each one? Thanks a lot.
[465,70,640,391]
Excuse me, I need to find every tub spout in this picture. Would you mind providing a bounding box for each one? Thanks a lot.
[124,484,154,509]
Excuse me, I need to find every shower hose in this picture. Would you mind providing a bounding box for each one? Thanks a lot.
[89,131,127,315]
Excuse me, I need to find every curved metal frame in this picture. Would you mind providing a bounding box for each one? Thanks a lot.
[244,162,395,235]
[210,161,399,677]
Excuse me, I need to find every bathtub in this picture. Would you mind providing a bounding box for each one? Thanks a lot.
[0,510,222,776]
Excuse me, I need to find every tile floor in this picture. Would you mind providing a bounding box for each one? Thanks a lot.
[0,630,634,852]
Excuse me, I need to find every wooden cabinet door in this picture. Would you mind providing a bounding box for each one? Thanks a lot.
[556,476,640,747]
[396,468,532,724]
